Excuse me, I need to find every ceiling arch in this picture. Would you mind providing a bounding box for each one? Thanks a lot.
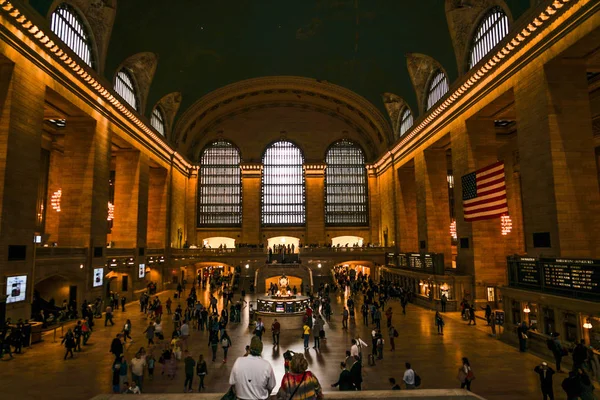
[175,76,394,161]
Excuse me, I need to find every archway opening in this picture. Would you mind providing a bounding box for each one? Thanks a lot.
[201,236,236,249]
[331,236,364,247]
[265,275,303,295]
[267,236,300,253]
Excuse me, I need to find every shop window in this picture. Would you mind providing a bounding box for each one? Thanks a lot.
[564,313,578,343]
[543,307,555,335]
[527,303,539,331]
[511,300,521,325]
[589,317,600,350]
[486,287,495,302]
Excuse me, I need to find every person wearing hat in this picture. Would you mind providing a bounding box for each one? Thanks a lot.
[534,361,555,400]
[229,336,276,400]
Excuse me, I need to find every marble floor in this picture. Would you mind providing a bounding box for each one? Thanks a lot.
[0,287,574,400]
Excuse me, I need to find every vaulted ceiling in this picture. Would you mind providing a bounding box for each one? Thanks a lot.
[29,0,530,132]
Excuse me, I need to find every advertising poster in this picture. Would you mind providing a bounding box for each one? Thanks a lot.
[93,268,104,287]
[139,263,145,279]
[6,275,27,303]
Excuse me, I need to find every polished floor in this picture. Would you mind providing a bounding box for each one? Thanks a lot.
[0,286,575,400]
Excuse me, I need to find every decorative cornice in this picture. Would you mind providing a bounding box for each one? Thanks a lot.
[375,0,579,172]
[0,0,192,172]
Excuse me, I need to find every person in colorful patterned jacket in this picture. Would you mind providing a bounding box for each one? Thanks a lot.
[276,353,323,400]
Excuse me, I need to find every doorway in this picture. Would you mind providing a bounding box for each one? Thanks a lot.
[69,285,77,304]
[122,275,128,292]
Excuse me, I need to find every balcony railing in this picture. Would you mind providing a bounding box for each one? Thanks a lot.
[35,247,87,259]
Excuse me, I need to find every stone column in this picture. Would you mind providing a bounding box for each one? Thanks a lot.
[241,163,261,245]
[185,170,197,247]
[305,164,325,245]
[0,61,45,319]
[147,167,168,248]
[451,118,505,301]
[515,60,600,258]
[111,150,149,250]
[414,149,452,267]
[396,165,418,252]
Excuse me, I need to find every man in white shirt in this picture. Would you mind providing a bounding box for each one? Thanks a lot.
[130,352,146,391]
[350,339,360,358]
[180,321,190,350]
[403,362,415,389]
[229,336,276,399]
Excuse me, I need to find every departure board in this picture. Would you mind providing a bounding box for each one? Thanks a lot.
[516,258,541,286]
[541,258,600,293]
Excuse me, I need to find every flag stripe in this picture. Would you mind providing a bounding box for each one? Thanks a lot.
[465,207,509,221]
[464,190,506,206]
[462,161,508,222]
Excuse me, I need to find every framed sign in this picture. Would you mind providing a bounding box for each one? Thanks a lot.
[138,263,146,279]
[6,275,27,303]
[93,268,104,287]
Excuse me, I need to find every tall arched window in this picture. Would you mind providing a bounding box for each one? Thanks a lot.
[469,7,509,69]
[262,141,305,226]
[150,107,166,136]
[115,69,138,111]
[198,141,242,226]
[325,140,368,226]
[398,108,413,137]
[426,70,449,111]
[50,3,94,68]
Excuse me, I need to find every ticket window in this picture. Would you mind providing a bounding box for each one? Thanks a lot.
[543,307,555,335]
[564,313,578,343]
[527,303,539,331]
[511,301,522,325]
[588,317,600,349]
[439,283,451,300]
[486,287,495,303]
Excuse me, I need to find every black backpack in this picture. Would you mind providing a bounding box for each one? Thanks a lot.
[546,339,555,351]
[414,372,422,387]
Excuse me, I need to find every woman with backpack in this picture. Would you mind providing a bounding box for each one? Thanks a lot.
[221,330,232,362]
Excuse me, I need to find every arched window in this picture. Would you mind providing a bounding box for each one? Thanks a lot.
[262,141,305,226]
[398,108,413,137]
[426,70,449,111]
[198,141,242,226]
[150,107,166,136]
[469,7,509,69]
[50,3,94,68]
[325,140,368,226]
[115,69,138,111]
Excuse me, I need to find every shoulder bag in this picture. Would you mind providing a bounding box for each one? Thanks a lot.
[288,372,307,400]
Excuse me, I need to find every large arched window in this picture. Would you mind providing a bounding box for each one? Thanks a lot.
[398,108,413,137]
[262,141,305,226]
[150,107,166,136]
[469,7,509,69]
[325,140,368,226]
[426,70,449,111]
[50,3,94,68]
[198,141,242,226]
[115,69,138,111]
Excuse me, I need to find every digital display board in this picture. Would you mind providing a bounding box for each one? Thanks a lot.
[93,268,104,287]
[6,275,27,303]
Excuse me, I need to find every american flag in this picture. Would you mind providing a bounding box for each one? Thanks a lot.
[462,161,508,222]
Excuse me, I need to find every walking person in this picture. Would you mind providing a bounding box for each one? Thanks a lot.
[435,311,445,335]
[385,307,393,327]
[123,319,132,343]
[303,323,311,351]
[388,324,397,351]
[110,334,124,360]
[271,318,280,346]
[441,293,447,312]
[534,362,555,400]
[255,318,265,341]
[166,297,172,314]
[459,357,474,391]
[403,362,416,389]
[350,355,363,390]
[313,316,324,350]
[467,304,476,325]
[221,330,232,362]
[183,350,196,393]
[112,358,124,393]
[143,322,155,346]
[105,305,114,326]
[196,354,207,391]
[73,320,83,352]
[331,362,354,391]
[130,352,146,391]
[209,330,219,362]
[549,333,565,372]
[342,307,349,330]
[61,328,76,360]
